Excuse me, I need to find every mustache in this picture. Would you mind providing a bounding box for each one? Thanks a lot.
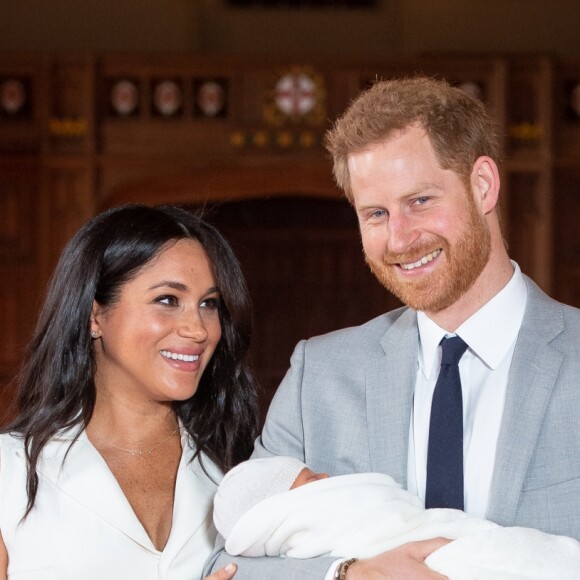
[376,240,445,265]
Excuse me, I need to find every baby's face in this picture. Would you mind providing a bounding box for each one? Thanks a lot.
[290,467,329,490]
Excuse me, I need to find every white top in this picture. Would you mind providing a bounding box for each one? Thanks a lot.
[408,262,528,517]
[0,427,221,580]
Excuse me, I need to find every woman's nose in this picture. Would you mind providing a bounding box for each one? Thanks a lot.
[178,311,208,341]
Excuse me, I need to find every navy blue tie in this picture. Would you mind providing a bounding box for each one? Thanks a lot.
[425,335,468,510]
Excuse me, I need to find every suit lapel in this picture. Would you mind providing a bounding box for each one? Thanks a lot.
[366,308,419,487]
[487,279,565,525]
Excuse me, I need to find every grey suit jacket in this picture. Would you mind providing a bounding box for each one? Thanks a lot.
[207,276,580,578]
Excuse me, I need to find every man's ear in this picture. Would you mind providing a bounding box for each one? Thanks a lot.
[471,156,500,214]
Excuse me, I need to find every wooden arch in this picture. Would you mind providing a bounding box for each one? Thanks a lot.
[99,162,343,210]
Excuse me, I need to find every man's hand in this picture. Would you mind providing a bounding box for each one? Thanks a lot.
[345,538,451,579]
[204,563,237,580]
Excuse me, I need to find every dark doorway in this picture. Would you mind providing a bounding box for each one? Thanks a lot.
[194,197,401,421]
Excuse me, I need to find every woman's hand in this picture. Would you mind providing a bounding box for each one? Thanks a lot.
[0,531,7,580]
[204,563,237,579]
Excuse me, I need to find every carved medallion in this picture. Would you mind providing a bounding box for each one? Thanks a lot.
[264,66,326,126]
[152,79,183,117]
[109,79,140,117]
[0,78,27,116]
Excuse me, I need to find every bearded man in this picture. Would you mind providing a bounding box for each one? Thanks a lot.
[207,77,580,579]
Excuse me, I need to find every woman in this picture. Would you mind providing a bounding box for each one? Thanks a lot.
[0,205,259,579]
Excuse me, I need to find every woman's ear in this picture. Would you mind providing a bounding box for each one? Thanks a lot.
[471,156,500,214]
[90,300,102,339]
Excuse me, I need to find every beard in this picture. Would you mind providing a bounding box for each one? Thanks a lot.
[365,196,492,313]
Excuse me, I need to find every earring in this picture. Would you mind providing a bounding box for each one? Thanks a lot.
[91,331,98,339]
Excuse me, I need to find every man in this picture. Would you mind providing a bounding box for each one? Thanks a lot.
[207,77,580,579]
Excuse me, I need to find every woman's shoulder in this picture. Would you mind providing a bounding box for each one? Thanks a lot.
[0,433,27,480]
[0,427,85,472]
[0,432,25,453]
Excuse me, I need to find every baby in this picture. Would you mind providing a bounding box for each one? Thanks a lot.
[214,456,580,580]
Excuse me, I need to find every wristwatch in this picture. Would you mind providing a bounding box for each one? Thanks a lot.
[334,558,358,580]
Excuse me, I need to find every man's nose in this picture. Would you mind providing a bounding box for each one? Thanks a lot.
[386,212,419,255]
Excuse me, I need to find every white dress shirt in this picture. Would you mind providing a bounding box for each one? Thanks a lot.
[407,262,528,518]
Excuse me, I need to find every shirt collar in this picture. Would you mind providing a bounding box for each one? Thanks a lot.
[417,262,528,379]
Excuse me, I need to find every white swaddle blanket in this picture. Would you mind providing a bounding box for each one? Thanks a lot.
[222,473,580,579]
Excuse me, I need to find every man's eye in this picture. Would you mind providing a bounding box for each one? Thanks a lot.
[156,295,178,306]
[371,209,387,219]
[413,196,430,205]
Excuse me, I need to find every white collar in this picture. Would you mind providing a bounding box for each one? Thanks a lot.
[417,262,528,379]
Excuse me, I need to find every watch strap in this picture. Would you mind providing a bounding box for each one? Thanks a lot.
[334,558,358,580]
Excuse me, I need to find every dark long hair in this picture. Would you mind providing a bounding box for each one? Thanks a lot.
[3,204,259,514]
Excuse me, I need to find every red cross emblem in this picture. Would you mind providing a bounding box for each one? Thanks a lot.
[274,73,317,117]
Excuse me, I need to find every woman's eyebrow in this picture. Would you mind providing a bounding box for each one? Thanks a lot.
[148,281,188,291]
[148,282,220,297]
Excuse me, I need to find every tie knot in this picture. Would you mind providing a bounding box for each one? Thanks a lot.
[440,336,468,366]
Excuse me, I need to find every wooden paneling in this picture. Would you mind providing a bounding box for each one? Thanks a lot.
[46,54,95,155]
[41,160,96,268]
[0,54,47,153]
[0,158,38,261]
[0,158,41,412]
[98,160,339,209]
[554,168,580,307]
[504,171,554,290]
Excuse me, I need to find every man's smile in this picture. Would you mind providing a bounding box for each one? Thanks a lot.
[400,248,442,271]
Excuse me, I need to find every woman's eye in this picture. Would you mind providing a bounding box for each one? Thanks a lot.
[156,295,178,307]
[200,297,220,311]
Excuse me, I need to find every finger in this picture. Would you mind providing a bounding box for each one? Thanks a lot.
[409,537,452,560]
[204,563,237,580]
